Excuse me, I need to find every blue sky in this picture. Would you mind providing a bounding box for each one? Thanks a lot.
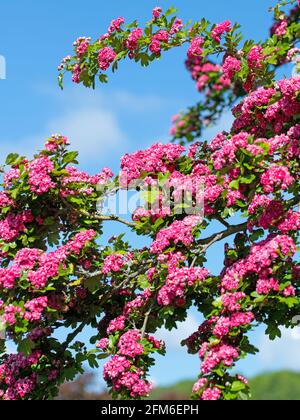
[2,0,300,389]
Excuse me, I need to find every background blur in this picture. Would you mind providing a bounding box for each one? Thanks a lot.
[1,0,299,394]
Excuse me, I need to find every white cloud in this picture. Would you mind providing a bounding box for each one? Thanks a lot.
[47,108,128,168]
[0,87,170,170]
[257,327,300,371]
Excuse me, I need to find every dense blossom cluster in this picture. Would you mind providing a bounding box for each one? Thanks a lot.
[119,143,185,186]
[0,230,96,329]
[0,351,41,400]
[157,266,209,307]
[1,0,300,402]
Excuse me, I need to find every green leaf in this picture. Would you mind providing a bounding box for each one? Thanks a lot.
[231,381,246,392]
[239,174,256,184]
[58,73,64,90]
[18,339,35,356]
[5,153,19,166]
[229,180,239,190]
[84,276,101,293]
[165,7,178,16]
[266,324,281,341]
[62,151,79,165]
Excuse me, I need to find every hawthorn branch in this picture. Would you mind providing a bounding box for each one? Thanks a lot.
[287,195,300,210]
[80,208,135,228]
[214,215,231,228]
[61,197,135,228]
[141,304,154,338]
[61,321,86,351]
[196,222,248,254]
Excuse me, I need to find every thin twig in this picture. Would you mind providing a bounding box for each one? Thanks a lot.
[80,209,135,228]
[141,304,154,338]
[195,222,248,254]
[61,322,86,351]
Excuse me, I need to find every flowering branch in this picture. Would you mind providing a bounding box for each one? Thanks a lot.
[0,0,299,402]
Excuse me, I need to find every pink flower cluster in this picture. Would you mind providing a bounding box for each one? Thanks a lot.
[102,254,125,275]
[200,342,239,374]
[0,230,96,291]
[0,351,41,400]
[232,76,300,135]
[150,216,201,254]
[211,131,250,170]
[24,297,48,322]
[221,235,296,292]
[123,288,152,316]
[170,18,183,35]
[278,211,300,233]
[260,165,294,193]
[61,166,113,197]
[187,37,204,59]
[120,143,185,186]
[26,156,55,195]
[1,304,23,326]
[211,20,232,43]
[150,30,169,55]
[0,210,33,242]
[247,45,264,69]
[103,355,152,398]
[117,330,144,358]
[125,28,143,51]
[107,315,126,334]
[272,19,288,36]
[98,47,117,71]
[185,57,230,95]
[221,292,246,313]
[201,387,222,401]
[157,266,209,307]
[152,7,162,20]
[249,198,285,230]
[45,134,69,152]
[4,168,21,188]
[222,56,241,79]
[108,17,125,35]
[73,37,91,57]
[213,312,254,338]
[71,63,82,84]
[0,192,14,208]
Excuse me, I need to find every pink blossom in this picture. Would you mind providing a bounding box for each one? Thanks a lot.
[211,20,232,43]
[108,17,125,34]
[97,338,110,350]
[0,210,34,242]
[170,18,183,35]
[247,45,264,69]
[261,165,294,193]
[149,39,161,55]
[120,143,185,186]
[272,19,288,36]
[107,315,126,334]
[102,254,124,274]
[27,156,55,195]
[223,56,241,79]
[201,387,222,401]
[187,37,204,59]
[24,297,48,322]
[152,7,162,19]
[0,193,14,208]
[45,134,69,152]
[125,28,143,51]
[98,47,117,71]
[103,355,131,380]
[118,330,144,358]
